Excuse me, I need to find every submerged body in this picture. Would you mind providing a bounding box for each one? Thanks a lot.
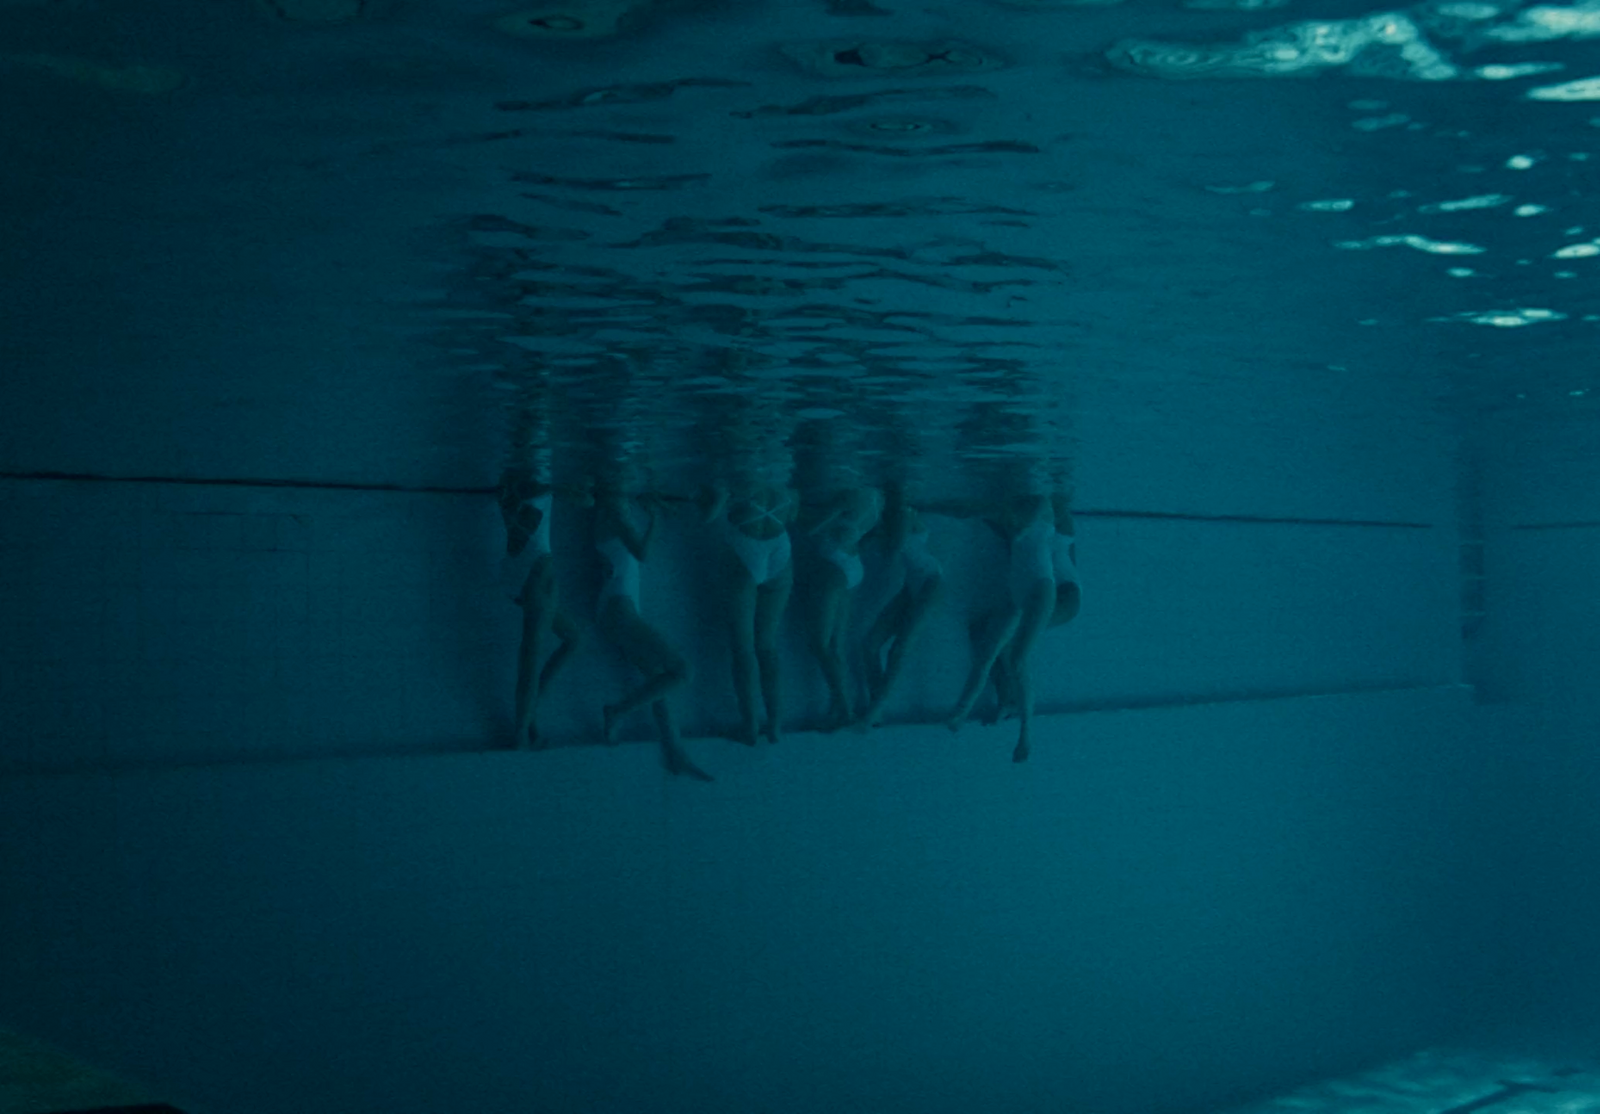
[498,469,582,750]
[804,486,884,730]
[593,490,710,781]
[702,482,797,745]
[857,486,944,729]
[948,493,1080,763]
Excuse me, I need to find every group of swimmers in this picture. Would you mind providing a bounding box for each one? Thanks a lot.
[496,467,1081,778]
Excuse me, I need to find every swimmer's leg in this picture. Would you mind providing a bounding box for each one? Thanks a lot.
[1050,582,1082,630]
[512,560,557,749]
[984,651,1018,726]
[727,571,761,746]
[655,700,713,782]
[948,604,1020,732]
[859,589,908,707]
[513,604,546,748]
[808,575,853,731]
[600,599,691,741]
[859,577,942,729]
[754,563,793,744]
[1004,579,1055,763]
[542,607,582,694]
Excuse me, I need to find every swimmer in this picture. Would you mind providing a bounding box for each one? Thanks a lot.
[855,484,945,730]
[498,467,584,750]
[947,493,1074,763]
[593,485,711,782]
[802,486,884,731]
[699,479,797,746]
[987,491,1080,733]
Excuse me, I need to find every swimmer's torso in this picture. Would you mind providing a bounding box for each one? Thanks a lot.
[596,498,645,610]
[727,487,792,539]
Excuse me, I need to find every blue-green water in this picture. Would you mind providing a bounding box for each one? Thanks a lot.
[5,3,1600,1113]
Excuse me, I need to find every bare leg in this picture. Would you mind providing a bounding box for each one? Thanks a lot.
[860,590,906,706]
[948,604,1021,732]
[990,585,1077,726]
[539,607,581,698]
[512,558,557,749]
[808,574,854,731]
[1052,582,1082,629]
[1013,660,1034,763]
[755,564,793,743]
[1003,579,1055,763]
[983,650,1018,725]
[858,578,942,729]
[513,605,547,748]
[655,700,713,782]
[726,572,761,745]
[855,590,907,731]
[830,589,855,727]
[600,598,691,741]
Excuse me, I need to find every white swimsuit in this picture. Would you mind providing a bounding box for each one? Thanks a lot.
[815,492,883,591]
[1009,520,1076,606]
[500,492,553,599]
[723,497,792,587]
[822,545,865,590]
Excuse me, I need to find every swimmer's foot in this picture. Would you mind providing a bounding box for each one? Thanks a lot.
[762,719,782,746]
[734,721,760,747]
[853,702,884,733]
[602,703,622,744]
[946,709,967,734]
[663,742,714,782]
[1013,738,1030,764]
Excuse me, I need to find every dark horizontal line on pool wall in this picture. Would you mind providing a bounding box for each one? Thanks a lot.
[2,472,1436,528]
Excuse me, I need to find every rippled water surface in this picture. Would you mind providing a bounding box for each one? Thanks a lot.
[5,0,1599,498]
